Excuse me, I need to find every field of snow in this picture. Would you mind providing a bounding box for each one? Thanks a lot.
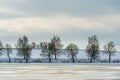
[0,63,120,80]
[0,49,120,63]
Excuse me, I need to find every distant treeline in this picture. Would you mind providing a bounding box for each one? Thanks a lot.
[0,35,118,63]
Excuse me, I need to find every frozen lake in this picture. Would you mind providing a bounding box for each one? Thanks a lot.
[0,63,120,80]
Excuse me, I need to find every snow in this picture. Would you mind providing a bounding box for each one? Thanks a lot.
[0,49,120,63]
[0,63,120,80]
[0,58,119,63]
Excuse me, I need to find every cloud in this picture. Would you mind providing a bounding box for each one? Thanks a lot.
[0,6,27,16]
[0,0,28,17]
[0,14,120,34]
[0,0,120,18]
[0,0,119,49]
[0,14,120,49]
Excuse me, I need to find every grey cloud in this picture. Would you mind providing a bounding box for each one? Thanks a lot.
[0,0,120,18]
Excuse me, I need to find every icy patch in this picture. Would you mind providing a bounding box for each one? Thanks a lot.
[0,63,120,80]
[0,71,16,74]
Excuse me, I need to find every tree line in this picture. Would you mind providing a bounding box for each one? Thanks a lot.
[0,35,117,63]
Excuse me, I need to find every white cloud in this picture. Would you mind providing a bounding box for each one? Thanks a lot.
[0,14,120,35]
[98,14,120,31]
[0,6,26,16]
[0,14,119,50]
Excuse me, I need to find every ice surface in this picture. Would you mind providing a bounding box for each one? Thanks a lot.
[0,63,120,80]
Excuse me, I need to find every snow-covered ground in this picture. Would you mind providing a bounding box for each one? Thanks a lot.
[0,49,120,63]
[0,63,120,80]
[1,49,120,59]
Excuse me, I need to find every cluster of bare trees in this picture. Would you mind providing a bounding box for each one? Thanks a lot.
[37,36,63,62]
[0,35,117,63]
[86,35,116,63]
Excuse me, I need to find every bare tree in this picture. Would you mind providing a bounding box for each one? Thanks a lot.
[50,36,63,60]
[0,42,3,56]
[66,43,79,63]
[15,35,34,63]
[5,44,12,63]
[39,42,53,62]
[86,35,100,63]
[104,41,116,62]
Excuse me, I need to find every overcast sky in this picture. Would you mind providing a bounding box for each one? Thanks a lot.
[0,0,120,50]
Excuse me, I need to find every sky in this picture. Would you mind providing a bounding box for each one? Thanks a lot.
[0,0,120,50]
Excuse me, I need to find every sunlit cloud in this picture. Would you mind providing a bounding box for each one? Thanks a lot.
[0,14,120,34]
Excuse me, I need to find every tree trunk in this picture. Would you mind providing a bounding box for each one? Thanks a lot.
[48,53,51,62]
[48,57,51,62]
[54,53,57,60]
[72,58,75,63]
[8,57,11,63]
[72,56,75,63]
[109,54,111,62]
[8,53,11,63]
[90,57,93,63]
[26,58,28,63]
